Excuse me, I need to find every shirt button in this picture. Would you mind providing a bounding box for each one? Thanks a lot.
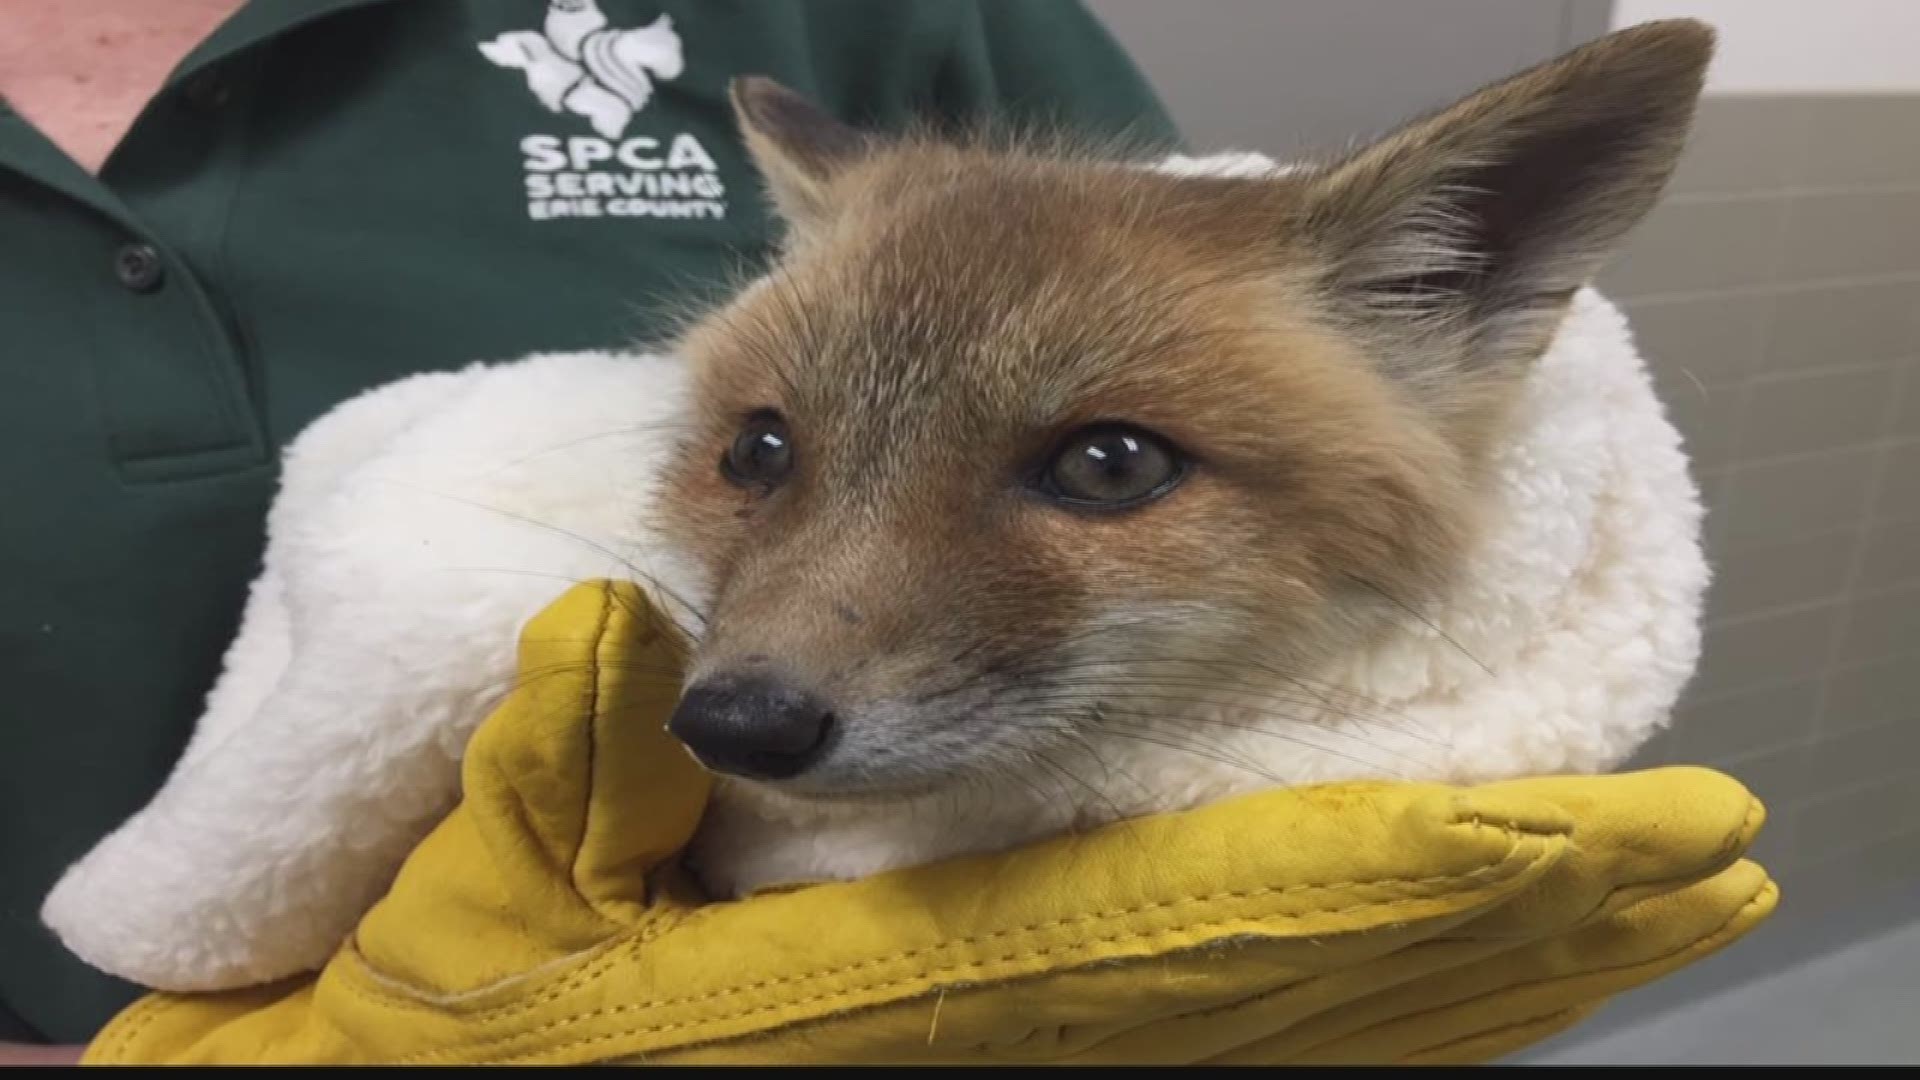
[114,243,166,293]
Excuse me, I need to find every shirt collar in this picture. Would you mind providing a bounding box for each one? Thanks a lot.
[168,0,401,87]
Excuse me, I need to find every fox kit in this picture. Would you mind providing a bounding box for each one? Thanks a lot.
[44,21,1715,992]
[667,21,1714,891]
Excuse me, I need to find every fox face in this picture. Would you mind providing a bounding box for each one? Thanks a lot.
[661,159,1479,799]
[658,23,1712,833]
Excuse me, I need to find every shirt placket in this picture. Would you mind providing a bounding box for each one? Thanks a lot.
[0,1,398,480]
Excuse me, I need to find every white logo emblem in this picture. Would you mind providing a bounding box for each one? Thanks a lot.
[480,2,726,224]
[480,0,684,139]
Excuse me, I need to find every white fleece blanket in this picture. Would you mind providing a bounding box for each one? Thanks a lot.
[40,153,1707,993]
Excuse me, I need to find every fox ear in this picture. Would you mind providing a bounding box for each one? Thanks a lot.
[1297,19,1713,373]
[730,76,869,236]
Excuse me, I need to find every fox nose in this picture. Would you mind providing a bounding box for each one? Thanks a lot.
[668,675,836,780]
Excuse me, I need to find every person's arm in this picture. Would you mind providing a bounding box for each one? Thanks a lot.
[932,0,1183,151]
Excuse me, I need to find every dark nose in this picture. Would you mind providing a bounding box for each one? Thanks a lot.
[668,675,836,780]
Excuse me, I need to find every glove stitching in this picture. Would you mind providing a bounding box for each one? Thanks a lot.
[365,581,692,1002]
[349,838,1537,1023]
[396,832,1555,1063]
[92,804,1768,1063]
[354,900,691,1012]
[488,882,1546,1064]
[348,791,1567,1024]
[92,992,171,1063]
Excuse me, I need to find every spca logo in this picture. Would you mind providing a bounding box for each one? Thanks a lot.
[480,1,726,223]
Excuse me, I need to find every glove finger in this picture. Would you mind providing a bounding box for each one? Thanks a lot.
[81,980,323,1065]
[1435,768,1765,941]
[622,778,1579,1065]
[979,927,1527,1064]
[656,904,1517,1066]
[922,771,1763,1064]
[463,579,708,922]
[346,580,708,1002]
[1401,1003,1600,1065]
[981,846,1770,1065]
[1205,859,1777,1064]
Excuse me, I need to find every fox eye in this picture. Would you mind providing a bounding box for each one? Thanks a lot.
[1042,423,1185,508]
[722,411,793,488]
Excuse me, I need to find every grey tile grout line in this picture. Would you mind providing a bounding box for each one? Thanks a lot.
[1706,718,1920,814]
[1604,93,1920,865]
[1779,95,1816,198]
[1812,364,1910,737]
[1742,357,1912,384]
[1703,595,1841,633]
[1682,648,1920,709]
[1705,568,1859,629]
[1710,438,1899,491]
[1789,817,1920,873]
[1689,156,1804,576]
[1699,90,1920,97]
[1692,666,1842,708]
[1655,360,1915,423]
[1682,158,1801,584]
[1596,86,1920,993]
[1695,438,1891,480]
[1613,269,1920,307]
[1701,521,1869,621]
[1812,480,1904,737]
[1784,762,1920,821]
[1828,645,1920,681]
[1663,180,1920,205]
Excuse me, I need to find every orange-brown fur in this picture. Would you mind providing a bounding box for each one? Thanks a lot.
[659,22,1713,877]
[663,151,1476,791]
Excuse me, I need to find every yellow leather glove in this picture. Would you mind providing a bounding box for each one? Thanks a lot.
[84,581,1776,1065]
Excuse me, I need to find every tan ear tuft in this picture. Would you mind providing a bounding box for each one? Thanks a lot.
[1298,18,1715,370]
[729,76,870,234]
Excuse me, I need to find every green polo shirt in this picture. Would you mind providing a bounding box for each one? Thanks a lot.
[0,0,1176,1042]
